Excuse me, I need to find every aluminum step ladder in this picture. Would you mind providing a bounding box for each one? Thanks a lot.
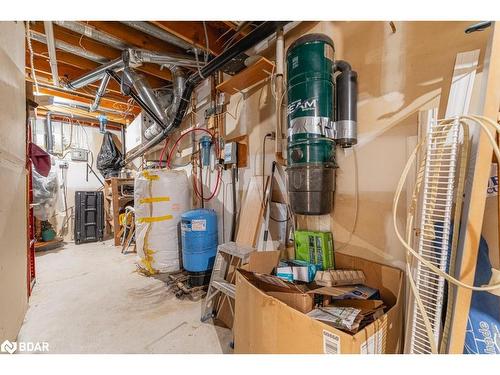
[201,242,255,322]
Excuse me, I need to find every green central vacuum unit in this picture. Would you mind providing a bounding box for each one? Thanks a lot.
[286,33,358,215]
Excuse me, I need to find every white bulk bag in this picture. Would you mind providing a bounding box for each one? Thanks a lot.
[134,169,190,274]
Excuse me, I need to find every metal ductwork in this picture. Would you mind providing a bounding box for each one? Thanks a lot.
[54,21,129,50]
[65,49,198,94]
[144,66,186,140]
[118,21,289,165]
[119,66,187,140]
[121,67,169,132]
[121,21,196,52]
[128,49,202,69]
[66,58,125,90]
[43,21,59,87]
[45,112,55,154]
[89,73,111,112]
[29,30,107,64]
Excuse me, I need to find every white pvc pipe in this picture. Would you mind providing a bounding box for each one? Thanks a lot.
[275,28,285,158]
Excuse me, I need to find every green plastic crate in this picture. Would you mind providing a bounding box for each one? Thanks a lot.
[294,230,334,270]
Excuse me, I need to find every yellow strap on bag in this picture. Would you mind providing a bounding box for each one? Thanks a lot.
[140,248,158,275]
[139,196,170,204]
[142,171,159,181]
[137,215,173,223]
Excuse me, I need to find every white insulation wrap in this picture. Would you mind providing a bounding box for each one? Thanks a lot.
[134,169,190,274]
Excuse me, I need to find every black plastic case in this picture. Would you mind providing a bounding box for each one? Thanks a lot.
[74,191,104,244]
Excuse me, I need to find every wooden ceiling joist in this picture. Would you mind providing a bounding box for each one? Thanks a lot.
[25,21,256,121]
[29,21,172,83]
[150,21,225,55]
[221,21,251,36]
[33,85,139,118]
[84,21,187,56]
[27,53,124,95]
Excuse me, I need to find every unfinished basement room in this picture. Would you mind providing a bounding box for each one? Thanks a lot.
[1,1,500,371]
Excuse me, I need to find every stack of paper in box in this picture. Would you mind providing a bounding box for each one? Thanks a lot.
[305,273,386,334]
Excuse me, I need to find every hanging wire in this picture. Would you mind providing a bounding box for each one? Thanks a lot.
[25,21,40,94]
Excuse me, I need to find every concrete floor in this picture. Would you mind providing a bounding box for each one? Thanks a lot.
[18,240,232,354]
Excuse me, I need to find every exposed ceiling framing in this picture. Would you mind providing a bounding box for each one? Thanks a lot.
[25,21,256,126]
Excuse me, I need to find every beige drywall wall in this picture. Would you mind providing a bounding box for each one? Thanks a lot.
[221,21,492,268]
[0,21,28,341]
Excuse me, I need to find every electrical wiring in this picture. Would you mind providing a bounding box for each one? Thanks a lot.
[394,115,500,354]
[158,137,171,169]
[394,116,500,291]
[202,21,210,63]
[392,119,500,291]
[62,117,74,152]
[25,21,39,94]
[165,126,222,201]
[166,127,213,168]
[193,134,222,201]
[335,147,359,252]
[194,48,205,80]
[262,133,273,193]
[192,161,222,201]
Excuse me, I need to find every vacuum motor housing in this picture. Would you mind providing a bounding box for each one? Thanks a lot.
[286,33,357,215]
[286,34,335,215]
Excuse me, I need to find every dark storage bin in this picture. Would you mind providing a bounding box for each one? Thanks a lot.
[74,191,104,244]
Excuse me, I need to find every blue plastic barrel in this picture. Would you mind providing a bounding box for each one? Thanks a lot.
[180,208,218,273]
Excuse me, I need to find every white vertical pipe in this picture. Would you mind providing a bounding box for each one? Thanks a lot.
[275,28,285,161]
[43,21,59,87]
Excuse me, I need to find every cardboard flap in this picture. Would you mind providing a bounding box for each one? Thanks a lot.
[267,291,314,314]
[238,269,309,294]
[247,250,280,274]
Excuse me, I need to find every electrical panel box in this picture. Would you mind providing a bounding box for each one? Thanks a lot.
[294,230,334,270]
[70,148,89,162]
[223,142,238,165]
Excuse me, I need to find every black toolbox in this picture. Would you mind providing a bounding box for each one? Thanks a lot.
[74,191,104,244]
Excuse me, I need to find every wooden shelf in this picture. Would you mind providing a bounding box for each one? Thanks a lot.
[103,178,135,246]
[35,238,63,252]
[216,57,275,95]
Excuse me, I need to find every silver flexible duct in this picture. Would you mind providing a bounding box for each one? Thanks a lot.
[66,58,125,90]
[143,66,186,140]
[122,68,169,130]
[89,74,111,112]
[66,50,196,94]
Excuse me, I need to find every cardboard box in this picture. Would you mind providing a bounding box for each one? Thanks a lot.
[238,268,314,314]
[215,250,281,329]
[234,253,404,354]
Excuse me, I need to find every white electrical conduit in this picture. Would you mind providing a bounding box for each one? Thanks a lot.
[394,114,500,353]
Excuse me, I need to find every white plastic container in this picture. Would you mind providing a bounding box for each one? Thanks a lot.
[134,169,190,274]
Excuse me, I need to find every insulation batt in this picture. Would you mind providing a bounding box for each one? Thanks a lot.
[134,169,190,274]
